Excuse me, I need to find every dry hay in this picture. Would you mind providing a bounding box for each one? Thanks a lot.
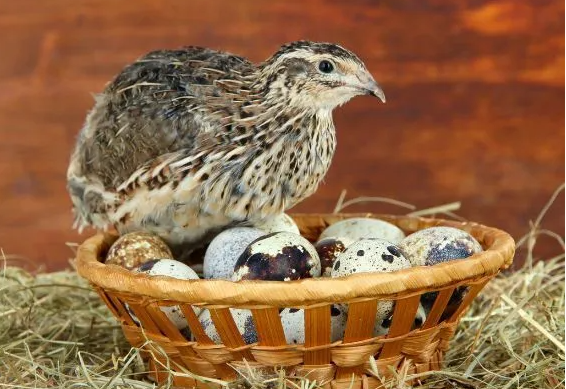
[1,185,564,388]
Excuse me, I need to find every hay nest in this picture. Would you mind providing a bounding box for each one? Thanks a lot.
[1,187,564,388]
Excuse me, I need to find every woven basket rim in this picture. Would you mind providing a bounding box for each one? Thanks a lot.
[75,213,515,306]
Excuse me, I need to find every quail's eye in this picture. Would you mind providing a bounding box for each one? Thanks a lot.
[318,60,334,74]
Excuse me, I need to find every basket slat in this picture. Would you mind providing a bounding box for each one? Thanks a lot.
[209,308,255,361]
[126,301,162,334]
[379,295,421,358]
[447,278,489,322]
[105,292,137,326]
[422,288,455,329]
[180,305,212,344]
[251,307,287,346]
[343,301,378,342]
[304,305,332,364]
[335,300,379,378]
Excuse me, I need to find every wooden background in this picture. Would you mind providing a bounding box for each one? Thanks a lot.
[0,0,563,271]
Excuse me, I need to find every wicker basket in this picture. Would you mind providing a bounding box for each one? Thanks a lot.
[75,213,515,388]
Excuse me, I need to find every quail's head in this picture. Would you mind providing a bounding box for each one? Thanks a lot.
[259,41,385,111]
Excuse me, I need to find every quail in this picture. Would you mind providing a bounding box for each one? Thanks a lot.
[67,41,385,258]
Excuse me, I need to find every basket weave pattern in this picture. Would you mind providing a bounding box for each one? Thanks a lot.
[76,214,515,389]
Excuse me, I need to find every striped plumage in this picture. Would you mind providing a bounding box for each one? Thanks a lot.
[67,41,385,257]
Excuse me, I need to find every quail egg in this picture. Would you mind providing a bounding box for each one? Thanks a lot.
[331,239,411,276]
[399,226,482,321]
[105,231,173,269]
[319,218,405,244]
[253,213,300,234]
[398,226,483,267]
[331,239,424,335]
[315,237,355,277]
[232,232,321,281]
[198,308,258,345]
[203,227,265,280]
[278,305,349,344]
[128,259,200,330]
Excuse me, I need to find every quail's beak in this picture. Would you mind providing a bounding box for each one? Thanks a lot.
[358,72,386,103]
[366,80,386,103]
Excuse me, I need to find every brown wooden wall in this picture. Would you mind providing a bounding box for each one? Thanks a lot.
[0,0,563,271]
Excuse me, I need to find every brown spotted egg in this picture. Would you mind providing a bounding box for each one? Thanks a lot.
[127,259,200,330]
[319,218,406,244]
[315,237,355,277]
[278,305,349,344]
[398,227,482,320]
[105,231,173,269]
[231,232,321,281]
[331,239,425,336]
[253,213,300,234]
[203,227,265,280]
[198,308,258,345]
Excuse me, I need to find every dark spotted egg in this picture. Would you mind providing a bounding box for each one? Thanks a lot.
[319,218,406,244]
[128,259,200,330]
[198,308,258,345]
[398,226,483,267]
[315,237,354,277]
[231,232,321,281]
[203,227,265,280]
[398,227,482,320]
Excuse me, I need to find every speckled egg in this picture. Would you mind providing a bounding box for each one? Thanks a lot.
[279,305,350,344]
[253,213,300,234]
[315,237,355,277]
[129,259,200,330]
[198,308,258,344]
[398,226,483,267]
[105,231,173,269]
[319,218,406,244]
[203,227,265,280]
[232,232,321,281]
[331,239,411,277]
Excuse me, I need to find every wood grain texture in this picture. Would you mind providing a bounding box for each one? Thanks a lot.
[0,0,563,270]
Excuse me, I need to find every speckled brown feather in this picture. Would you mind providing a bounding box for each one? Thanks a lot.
[67,41,383,257]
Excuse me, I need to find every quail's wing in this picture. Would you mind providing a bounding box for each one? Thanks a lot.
[74,47,256,190]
